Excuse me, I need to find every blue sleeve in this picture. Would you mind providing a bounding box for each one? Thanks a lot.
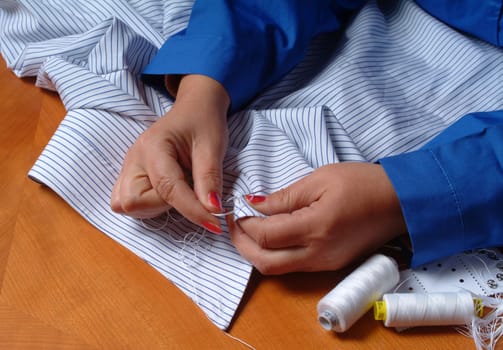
[415,0,503,47]
[142,0,365,112]
[380,111,503,267]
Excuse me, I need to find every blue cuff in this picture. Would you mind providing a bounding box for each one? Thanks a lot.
[380,150,466,267]
[143,34,253,111]
[381,111,503,267]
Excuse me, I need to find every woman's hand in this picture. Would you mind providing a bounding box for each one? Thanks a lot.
[229,162,407,274]
[111,75,230,234]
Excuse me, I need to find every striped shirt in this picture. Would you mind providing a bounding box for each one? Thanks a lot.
[2,0,503,330]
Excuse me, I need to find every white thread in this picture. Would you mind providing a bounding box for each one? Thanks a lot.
[171,227,210,305]
[223,332,256,350]
[211,193,251,217]
[140,213,169,231]
[210,192,269,218]
[392,275,414,293]
[175,228,207,267]
[141,211,212,305]
[211,212,233,217]
[458,294,503,350]
[140,209,185,231]
[474,254,493,275]
[139,192,262,220]
[317,254,400,332]
[168,209,186,223]
[376,292,477,328]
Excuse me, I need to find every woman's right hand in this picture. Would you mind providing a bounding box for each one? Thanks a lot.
[110,74,230,234]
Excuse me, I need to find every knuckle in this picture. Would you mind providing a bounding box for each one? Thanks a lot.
[201,166,221,180]
[197,167,221,187]
[309,225,329,243]
[257,231,269,249]
[110,192,122,213]
[120,194,142,214]
[110,200,122,213]
[275,187,289,201]
[274,188,294,209]
[155,176,180,204]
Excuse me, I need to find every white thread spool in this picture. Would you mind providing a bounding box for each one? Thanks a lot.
[374,292,482,328]
[317,254,400,332]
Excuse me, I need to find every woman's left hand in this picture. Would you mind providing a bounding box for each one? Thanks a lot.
[228,162,407,274]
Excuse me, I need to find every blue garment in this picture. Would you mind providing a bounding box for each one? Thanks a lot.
[143,0,503,267]
[143,0,366,111]
[416,0,503,46]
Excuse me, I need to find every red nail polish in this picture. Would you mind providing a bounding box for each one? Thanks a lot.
[208,192,223,210]
[202,221,222,235]
[245,194,266,204]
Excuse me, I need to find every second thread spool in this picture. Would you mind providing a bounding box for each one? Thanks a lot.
[374,292,482,328]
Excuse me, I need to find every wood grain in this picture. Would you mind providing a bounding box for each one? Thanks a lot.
[0,56,486,349]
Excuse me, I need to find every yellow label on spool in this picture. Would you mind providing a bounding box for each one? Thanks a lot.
[374,301,386,321]
[474,298,483,318]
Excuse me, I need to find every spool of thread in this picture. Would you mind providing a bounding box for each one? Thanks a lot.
[317,254,400,332]
[374,292,483,328]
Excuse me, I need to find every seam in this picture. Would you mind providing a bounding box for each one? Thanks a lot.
[498,0,503,46]
[429,149,466,237]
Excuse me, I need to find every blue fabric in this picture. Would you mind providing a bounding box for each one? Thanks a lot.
[381,111,503,267]
[144,0,503,110]
[415,0,503,47]
[142,0,366,111]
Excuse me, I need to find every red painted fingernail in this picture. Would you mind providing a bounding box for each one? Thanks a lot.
[202,221,222,235]
[245,194,266,204]
[208,192,223,211]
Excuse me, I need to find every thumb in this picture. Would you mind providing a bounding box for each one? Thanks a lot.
[244,175,320,215]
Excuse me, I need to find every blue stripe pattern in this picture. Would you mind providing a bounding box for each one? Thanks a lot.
[3,0,503,330]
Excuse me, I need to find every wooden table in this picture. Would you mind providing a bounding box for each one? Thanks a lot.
[0,56,479,349]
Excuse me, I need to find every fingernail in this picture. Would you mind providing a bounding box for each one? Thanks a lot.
[208,192,223,211]
[245,194,266,204]
[202,221,222,235]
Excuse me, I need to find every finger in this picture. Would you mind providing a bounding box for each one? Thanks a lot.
[244,175,322,216]
[147,151,223,234]
[229,218,309,275]
[191,138,225,213]
[237,202,319,249]
[156,174,223,233]
[110,174,123,212]
[111,166,170,219]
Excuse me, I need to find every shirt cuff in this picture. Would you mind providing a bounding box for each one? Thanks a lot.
[380,149,466,267]
[143,34,256,113]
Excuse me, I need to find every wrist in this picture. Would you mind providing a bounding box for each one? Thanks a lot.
[167,74,230,116]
